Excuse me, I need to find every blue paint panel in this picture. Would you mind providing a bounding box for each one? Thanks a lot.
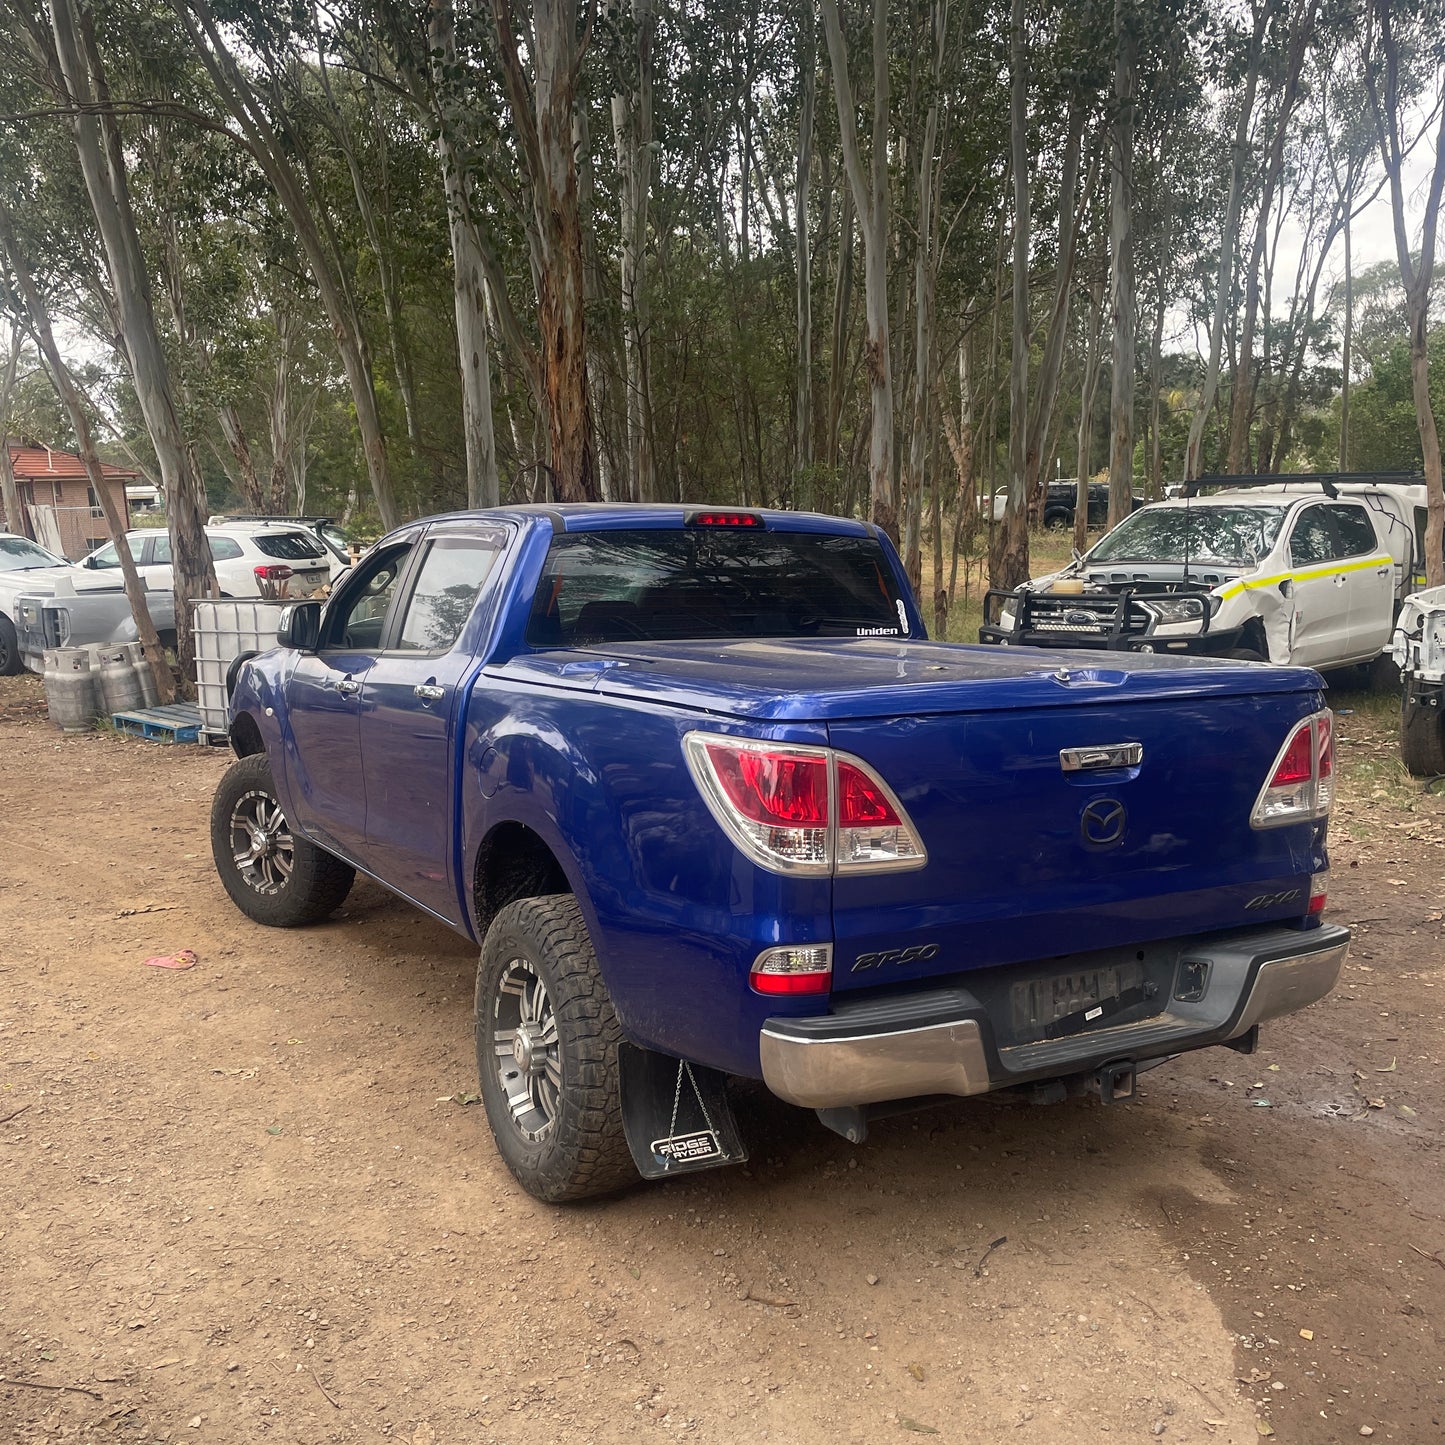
[824,691,1328,992]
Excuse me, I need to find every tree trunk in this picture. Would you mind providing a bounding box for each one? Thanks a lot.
[1106,0,1136,530]
[1074,279,1106,555]
[611,0,656,504]
[0,205,173,702]
[218,405,265,511]
[491,0,597,501]
[1225,1,1316,474]
[46,0,216,686]
[1368,0,1445,587]
[0,330,26,538]
[821,0,896,538]
[824,183,855,479]
[904,0,947,594]
[992,0,1030,589]
[795,0,817,503]
[179,0,401,531]
[1340,209,1352,470]
[1183,7,1264,482]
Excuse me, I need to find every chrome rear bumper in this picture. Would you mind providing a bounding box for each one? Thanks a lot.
[760,924,1348,1111]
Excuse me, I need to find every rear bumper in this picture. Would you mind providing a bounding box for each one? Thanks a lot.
[759,923,1348,1110]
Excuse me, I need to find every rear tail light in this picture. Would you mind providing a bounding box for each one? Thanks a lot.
[1308,873,1327,917]
[684,733,926,875]
[750,945,833,995]
[254,564,294,582]
[1251,710,1334,828]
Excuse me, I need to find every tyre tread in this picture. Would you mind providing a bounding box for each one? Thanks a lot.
[476,896,635,1202]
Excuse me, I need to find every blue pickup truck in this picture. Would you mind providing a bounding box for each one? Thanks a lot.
[211,505,1348,1201]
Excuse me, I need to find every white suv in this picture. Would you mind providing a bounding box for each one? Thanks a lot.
[980,480,1424,677]
[73,524,332,599]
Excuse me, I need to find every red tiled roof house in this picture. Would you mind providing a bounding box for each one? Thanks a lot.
[1,438,136,560]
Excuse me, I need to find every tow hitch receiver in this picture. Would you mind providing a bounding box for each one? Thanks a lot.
[1095,1059,1137,1105]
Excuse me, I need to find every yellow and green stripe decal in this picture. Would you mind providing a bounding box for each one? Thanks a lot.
[1215,553,1394,602]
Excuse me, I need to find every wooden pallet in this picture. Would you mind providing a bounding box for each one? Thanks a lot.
[111,703,204,745]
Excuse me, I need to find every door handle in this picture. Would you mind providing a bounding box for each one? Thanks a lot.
[1334,575,1347,587]
[413,683,445,702]
[334,677,361,697]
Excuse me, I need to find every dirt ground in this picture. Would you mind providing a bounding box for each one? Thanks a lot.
[1,669,1441,1445]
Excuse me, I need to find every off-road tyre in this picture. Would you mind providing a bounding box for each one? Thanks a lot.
[1401,686,1445,778]
[475,896,636,1203]
[0,614,21,675]
[210,753,354,926]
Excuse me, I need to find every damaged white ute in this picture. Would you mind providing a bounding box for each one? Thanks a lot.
[981,481,1424,676]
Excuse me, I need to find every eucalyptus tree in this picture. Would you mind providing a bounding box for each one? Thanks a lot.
[1364,0,1445,588]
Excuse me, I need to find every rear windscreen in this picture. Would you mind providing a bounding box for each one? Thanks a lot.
[253,532,327,561]
[525,528,911,648]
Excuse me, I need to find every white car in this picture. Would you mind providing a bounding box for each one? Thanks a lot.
[0,531,72,674]
[980,481,1425,676]
[73,525,332,600]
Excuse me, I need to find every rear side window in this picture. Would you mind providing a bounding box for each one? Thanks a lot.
[525,527,910,648]
[1325,505,1379,558]
[252,531,325,561]
[395,537,503,652]
[208,536,243,561]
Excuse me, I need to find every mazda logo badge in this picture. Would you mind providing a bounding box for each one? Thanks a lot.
[1081,797,1127,846]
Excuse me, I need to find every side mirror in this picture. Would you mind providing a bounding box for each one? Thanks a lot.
[276,600,322,652]
[83,555,97,569]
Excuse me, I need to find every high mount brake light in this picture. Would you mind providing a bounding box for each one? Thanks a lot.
[685,510,762,527]
[1251,709,1334,828]
[683,733,926,876]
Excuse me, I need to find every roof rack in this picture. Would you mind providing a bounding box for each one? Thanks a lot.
[1181,471,1424,501]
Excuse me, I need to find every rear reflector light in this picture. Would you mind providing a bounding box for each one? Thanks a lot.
[254,564,294,581]
[686,510,763,527]
[750,945,833,995]
[1251,710,1334,828]
[684,733,926,876]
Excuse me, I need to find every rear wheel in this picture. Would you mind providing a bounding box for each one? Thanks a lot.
[1401,687,1445,777]
[210,754,354,926]
[475,896,636,1202]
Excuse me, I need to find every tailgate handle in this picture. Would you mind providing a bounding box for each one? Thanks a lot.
[1060,743,1143,772]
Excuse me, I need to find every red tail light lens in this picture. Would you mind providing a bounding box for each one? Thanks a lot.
[705,744,829,825]
[254,564,294,581]
[837,760,902,826]
[750,945,833,995]
[1308,874,1327,916]
[1251,710,1334,828]
[684,734,927,875]
[1271,727,1314,787]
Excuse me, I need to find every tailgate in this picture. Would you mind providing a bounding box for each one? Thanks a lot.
[826,689,1325,993]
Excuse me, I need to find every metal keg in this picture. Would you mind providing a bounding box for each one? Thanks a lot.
[127,642,160,708]
[97,645,145,714]
[44,648,100,733]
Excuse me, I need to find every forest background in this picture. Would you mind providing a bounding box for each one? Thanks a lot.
[3,0,1445,681]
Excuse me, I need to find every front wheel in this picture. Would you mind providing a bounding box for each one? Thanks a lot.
[209,753,355,926]
[475,896,636,1202]
[0,615,21,676]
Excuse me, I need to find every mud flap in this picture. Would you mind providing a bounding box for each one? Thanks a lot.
[618,1044,748,1180]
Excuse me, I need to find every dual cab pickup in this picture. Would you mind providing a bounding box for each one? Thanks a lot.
[211,505,1347,1200]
